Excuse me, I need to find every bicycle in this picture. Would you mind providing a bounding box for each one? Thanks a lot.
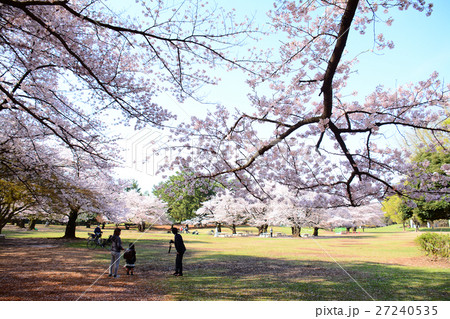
[87,233,112,250]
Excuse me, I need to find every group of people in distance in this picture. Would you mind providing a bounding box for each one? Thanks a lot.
[93,225,186,278]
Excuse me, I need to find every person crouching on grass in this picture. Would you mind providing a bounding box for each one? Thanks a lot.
[170,227,186,276]
[124,243,136,275]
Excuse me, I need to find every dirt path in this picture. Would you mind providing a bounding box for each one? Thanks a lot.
[0,238,168,301]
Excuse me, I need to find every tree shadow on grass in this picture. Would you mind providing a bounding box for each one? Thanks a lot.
[165,252,450,301]
[114,238,449,301]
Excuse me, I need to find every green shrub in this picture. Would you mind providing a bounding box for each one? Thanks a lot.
[415,233,449,258]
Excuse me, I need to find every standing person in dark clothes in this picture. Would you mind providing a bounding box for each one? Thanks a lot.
[169,227,186,276]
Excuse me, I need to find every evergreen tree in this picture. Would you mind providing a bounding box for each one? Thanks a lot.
[153,172,217,223]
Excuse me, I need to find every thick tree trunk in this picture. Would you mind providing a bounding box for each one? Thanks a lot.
[17,219,26,228]
[0,209,19,234]
[312,227,319,237]
[257,224,268,235]
[216,223,222,233]
[0,219,9,234]
[291,225,301,237]
[229,224,237,234]
[63,208,79,239]
[28,219,37,231]
[138,221,146,232]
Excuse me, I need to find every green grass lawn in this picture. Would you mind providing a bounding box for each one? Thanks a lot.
[2,224,449,300]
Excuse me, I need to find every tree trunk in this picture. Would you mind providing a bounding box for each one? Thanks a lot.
[17,219,26,228]
[257,224,268,235]
[28,219,37,231]
[291,225,301,237]
[229,224,236,234]
[216,223,222,233]
[312,227,319,236]
[138,221,146,232]
[63,208,79,239]
[0,218,10,234]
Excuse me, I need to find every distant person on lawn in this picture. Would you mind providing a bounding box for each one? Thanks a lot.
[109,228,124,278]
[170,227,186,276]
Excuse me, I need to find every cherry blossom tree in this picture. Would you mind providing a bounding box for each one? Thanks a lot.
[194,189,248,234]
[245,200,271,235]
[0,113,58,233]
[0,0,259,224]
[267,186,334,236]
[122,189,169,231]
[2,111,126,238]
[0,0,257,161]
[166,0,449,209]
[266,188,304,236]
[36,150,127,238]
[324,202,385,231]
[1,0,260,237]
[190,201,215,227]
[192,182,385,236]
[0,178,36,234]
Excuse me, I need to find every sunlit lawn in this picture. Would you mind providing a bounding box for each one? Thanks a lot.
[2,224,449,300]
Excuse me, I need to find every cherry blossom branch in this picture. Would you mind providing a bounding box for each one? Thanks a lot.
[321,0,359,118]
